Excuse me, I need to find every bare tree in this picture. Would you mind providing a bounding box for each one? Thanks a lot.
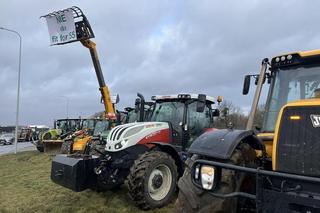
[215,100,248,129]
[214,101,265,130]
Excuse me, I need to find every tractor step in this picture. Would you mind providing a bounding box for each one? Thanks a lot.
[51,154,99,192]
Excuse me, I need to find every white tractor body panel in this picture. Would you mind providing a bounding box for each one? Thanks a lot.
[105,122,170,152]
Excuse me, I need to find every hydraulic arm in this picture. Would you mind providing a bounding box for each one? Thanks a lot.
[81,39,115,120]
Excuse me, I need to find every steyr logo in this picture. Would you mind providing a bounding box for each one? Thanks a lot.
[310,114,320,127]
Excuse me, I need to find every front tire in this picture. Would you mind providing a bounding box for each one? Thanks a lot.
[61,140,72,154]
[36,145,44,152]
[175,143,256,213]
[127,151,178,210]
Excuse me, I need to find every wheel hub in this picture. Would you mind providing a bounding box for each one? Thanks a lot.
[152,174,163,189]
[148,164,173,201]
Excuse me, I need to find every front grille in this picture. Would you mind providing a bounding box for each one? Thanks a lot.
[276,106,320,177]
[108,125,133,141]
[116,127,129,140]
[109,125,122,141]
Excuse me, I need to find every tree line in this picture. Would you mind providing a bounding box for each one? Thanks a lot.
[214,100,265,130]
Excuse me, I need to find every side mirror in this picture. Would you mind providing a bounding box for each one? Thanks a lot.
[243,75,251,95]
[196,94,206,113]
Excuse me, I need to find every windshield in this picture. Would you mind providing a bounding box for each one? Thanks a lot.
[56,120,67,131]
[70,120,81,130]
[127,111,139,123]
[150,101,184,127]
[58,120,81,133]
[263,65,320,132]
[82,120,95,130]
[93,120,109,136]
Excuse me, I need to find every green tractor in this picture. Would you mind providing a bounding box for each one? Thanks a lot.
[35,119,82,153]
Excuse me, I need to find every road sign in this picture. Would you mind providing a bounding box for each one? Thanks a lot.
[45,9,77,45]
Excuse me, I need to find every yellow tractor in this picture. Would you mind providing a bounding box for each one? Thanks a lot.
[176,50,320,212]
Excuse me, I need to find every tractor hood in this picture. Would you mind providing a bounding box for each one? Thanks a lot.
[105,122,170,152]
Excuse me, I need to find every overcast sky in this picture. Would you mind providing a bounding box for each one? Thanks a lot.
[1,0,320,126]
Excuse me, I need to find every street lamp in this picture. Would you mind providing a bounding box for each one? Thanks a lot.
[0,27,22,154]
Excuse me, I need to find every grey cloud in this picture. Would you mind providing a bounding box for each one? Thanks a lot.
[1,0,320,126]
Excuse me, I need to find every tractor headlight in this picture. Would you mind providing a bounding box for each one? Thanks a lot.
[115,139,129,149]
[200,165,215,190]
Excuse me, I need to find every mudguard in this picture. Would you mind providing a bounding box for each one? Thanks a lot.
[189,129,259,160]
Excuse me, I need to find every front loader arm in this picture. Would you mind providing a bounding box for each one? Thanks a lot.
[81,39,115,120]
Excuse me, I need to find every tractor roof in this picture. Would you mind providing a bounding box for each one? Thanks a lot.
[56,118,81,121]
[151,94,215,104]
[271,49,320,68]
[272,49,320,60]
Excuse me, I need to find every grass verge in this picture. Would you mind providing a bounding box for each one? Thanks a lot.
[0,151,174,213]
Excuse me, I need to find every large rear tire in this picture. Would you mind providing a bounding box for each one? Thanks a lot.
[175,143,256,213]
[36,145,44,152]
[127,151,178,210]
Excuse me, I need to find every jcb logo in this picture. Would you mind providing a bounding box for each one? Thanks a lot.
[310,114,320,127]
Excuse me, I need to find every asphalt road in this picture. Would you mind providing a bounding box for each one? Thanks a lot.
[0,142,36,156]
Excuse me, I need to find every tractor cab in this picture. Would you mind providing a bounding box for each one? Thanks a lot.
[81,119,100,136]
[150,94,217,148]
[93,119,110,138]
[243,52,320,157]
[244,53,320,133]
[54,119,82,136]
